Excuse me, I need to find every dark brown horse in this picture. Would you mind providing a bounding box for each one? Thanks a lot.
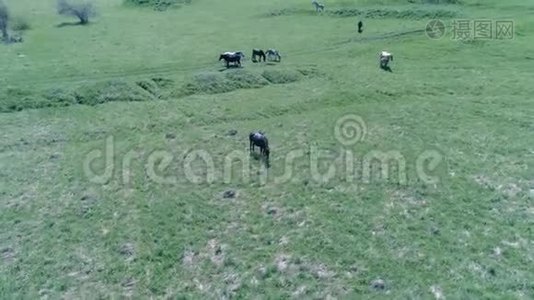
[219,52,245,68]
[252,49,266,62]
[249,131,270,161]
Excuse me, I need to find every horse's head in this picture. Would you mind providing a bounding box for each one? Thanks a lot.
[219,54,225,61]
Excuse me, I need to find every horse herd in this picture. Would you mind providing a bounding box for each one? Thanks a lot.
[221,14,394,166]
[219,48,393,70]
[218,48,281,68]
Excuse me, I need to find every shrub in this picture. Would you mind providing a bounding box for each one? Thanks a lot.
[57,0,96,25]
[43,88,76,106]
[124,0,191,11]
[73,79,155,105]
[10,16,30,31]
[178,70,269,96]
[0,0,9,41]
[261,69,302,84]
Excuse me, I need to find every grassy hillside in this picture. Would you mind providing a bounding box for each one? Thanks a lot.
[1,0,533,298]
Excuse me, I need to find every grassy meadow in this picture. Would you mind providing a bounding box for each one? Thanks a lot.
[1,0,534,298]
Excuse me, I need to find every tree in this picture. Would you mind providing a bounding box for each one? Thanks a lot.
[0,0,9,41]
[57,0,96,25]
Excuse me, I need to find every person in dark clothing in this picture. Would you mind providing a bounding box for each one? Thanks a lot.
[357,20,363,33]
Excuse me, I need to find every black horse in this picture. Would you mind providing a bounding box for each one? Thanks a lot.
[249,131,270,161]
[219,52,244,68]
[252,49,266,63]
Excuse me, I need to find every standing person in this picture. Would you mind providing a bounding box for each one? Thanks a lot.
[358,20,363,33]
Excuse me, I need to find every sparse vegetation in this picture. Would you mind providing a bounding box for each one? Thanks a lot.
[10,16,30,32]
[124,0,192,11]
[264,7,460,19]
[327,8,459,19]
[419,0,462,4]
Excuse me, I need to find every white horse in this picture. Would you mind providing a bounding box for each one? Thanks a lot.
[265,49,281,62]
[379,51,393,69]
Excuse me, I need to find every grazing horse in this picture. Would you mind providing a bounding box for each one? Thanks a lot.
[249,131,270,161]
[252,49,266,62]
[265,49,281,62]
[312,0,324,12]
[219,52,245,68]
[379,51,393,70]
[223,51,244,57]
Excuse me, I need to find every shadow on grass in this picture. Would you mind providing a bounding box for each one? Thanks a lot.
[380,65,393,72]
[56,21,88,28]
[250,151,270,168]
[218,65,244,72]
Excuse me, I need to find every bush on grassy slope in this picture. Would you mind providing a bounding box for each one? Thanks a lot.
[124,0,191,11]
[261,69,302,84]
[0,68,309,113]
[73,79,156,105]
[179,70,270,96]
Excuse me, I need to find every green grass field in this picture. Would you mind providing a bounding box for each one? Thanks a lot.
[1,0,534,298]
